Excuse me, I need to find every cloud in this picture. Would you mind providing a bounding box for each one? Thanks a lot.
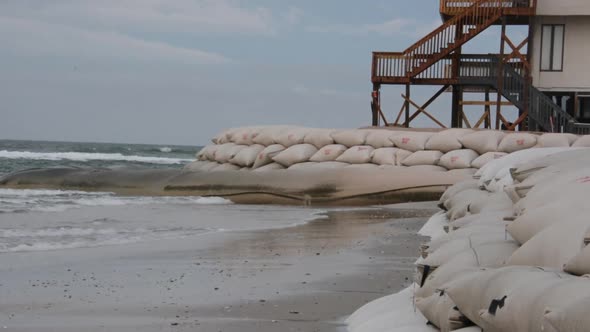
[0,0,277,36]
[0,17,230,64]
[306,18,416,36]
[284,7,304,26]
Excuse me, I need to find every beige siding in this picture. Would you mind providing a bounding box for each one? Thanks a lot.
[531,16,590,92]
[537,0,590,16]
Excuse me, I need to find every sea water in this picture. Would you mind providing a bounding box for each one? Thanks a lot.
[0,140,323,254]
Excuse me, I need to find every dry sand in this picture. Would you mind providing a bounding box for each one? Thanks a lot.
[0,202,437,332]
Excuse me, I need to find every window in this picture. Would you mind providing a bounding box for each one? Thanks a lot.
[540,24,565,71]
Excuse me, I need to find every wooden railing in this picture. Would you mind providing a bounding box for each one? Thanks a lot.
[440,0,536,15]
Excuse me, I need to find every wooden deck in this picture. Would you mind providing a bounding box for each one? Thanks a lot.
[440,0,536,24]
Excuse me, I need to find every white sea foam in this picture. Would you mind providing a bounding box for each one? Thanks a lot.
[0,150,192,164]
[159,147,172,153]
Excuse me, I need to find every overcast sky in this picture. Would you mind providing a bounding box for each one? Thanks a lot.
[0,0,517,145]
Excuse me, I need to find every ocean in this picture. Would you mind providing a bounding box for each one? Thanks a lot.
[0,140,324,254]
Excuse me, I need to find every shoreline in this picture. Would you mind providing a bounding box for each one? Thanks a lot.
[0,202,436,331]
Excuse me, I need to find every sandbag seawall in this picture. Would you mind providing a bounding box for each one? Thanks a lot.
[349,147,590,331]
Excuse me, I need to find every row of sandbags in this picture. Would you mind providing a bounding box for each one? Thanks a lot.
[193,127,590,174]
[212,126,590,152]
[410,148,590,332]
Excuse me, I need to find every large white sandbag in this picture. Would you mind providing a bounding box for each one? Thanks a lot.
[331,130,369,147]
[426,225,510,254]
[477,272,590,332]
[498,133,538,153]
[507,216,590,269]
[401,151,443,166]
[544,296,590,332]
[416,292,469,332]
[438,179,481,207]
[272,144,318,167]
[421,239,518,269]
[468,191,513,215]
[438,149,479,170]
[470,152,507,169]
[212,127,237,144]
[443,188,489,211]
[196,145,217,161]
[450,211,511,230]
[215,143,246,163]
[252,162,285,172]
[336,146,375,164]
[303,128,335,148]
[564,244,590,276]
[309,144,347,162]
[444,266,570,330]
[458,131,505,154]
[229,144,265,167]
[509,149,590,183]
[392,132,434,152]
[211,163,241,171]
[425,129,473,153]
[309,161,349,170]
[252,144,285,169]
[346,163,379,170]
[365,130,396,148]
[506,202,582,245]
[537,133,578,147]
[371,148,412,166]
[287,162,319,171]
[446,168,478,177]
[275,127,309,147]
[572,135,590,147]
[183,161,210,172]
[409,165,448,173]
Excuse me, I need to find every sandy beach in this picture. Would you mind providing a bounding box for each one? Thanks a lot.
[0,202,436,332]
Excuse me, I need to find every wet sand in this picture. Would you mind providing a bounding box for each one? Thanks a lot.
[0,202,437,332]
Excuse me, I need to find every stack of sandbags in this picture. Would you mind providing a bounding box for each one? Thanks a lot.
[406,147,590,332]
[190,126,590,174]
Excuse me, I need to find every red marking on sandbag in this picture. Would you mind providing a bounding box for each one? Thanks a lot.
[451,156,459,163]
[576,176,590,184]
[242,134,248,140]
[324,149,332,155]
[401,138,410,144]
[258,154,264,160]
[358,147,368,151]
[517,139,525,145]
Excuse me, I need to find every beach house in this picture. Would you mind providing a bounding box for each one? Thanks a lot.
[371,0,590,134]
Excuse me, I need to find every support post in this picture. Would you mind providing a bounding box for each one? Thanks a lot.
[451,85,462,128]
[371,84,381,126]
[404,84,411,127]
[485,88,491,129]
[496,16,507,130]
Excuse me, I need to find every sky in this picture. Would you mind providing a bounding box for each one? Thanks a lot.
[0,0,522,145]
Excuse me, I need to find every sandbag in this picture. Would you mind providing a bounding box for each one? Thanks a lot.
[477,271,590,332]
[287,162,319,171]
[275,127,309,147]
[537,133,578,147]
[229,144,265,167]
[309,161,349,170]
[272,144,318,167]
[468,192,513,215]
[212,128,236,144]
[459,131,505,155]
[365,130,396,148]
[196,145,217,161]
[416,292,469,332]
[425,129,473,153]
[183,161,210,172]
[498,133,538,153]
[215,143,246,163]
[427,225,511,254]
[443,188,489,211]
[544,296,590,332]
[211,163,241,171]
[231,126,262,145]
[371,148,412,166]
[450,211,511,230]
[336,146,375,164]
[438,149,479,170]
[252,126,289,146]
[572,135,590,147]
[446,168,478,177]
[420,240,518,270]
[507,202,579,245]
[401,151,444,167]
[564,244,590,276]
[331,130,369,147]
[439,179,481,207]
[252,144,286,169]
[303,128,335,148]
[309,144,348,162]
[392,132,434,152]
[346,163,379,170]
[252,162,285,172]
[506,216,590,269]
[470,152,507,169]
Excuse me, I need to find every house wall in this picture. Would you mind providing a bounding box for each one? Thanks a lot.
[531,16,590,92]
[536,0,590,16]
